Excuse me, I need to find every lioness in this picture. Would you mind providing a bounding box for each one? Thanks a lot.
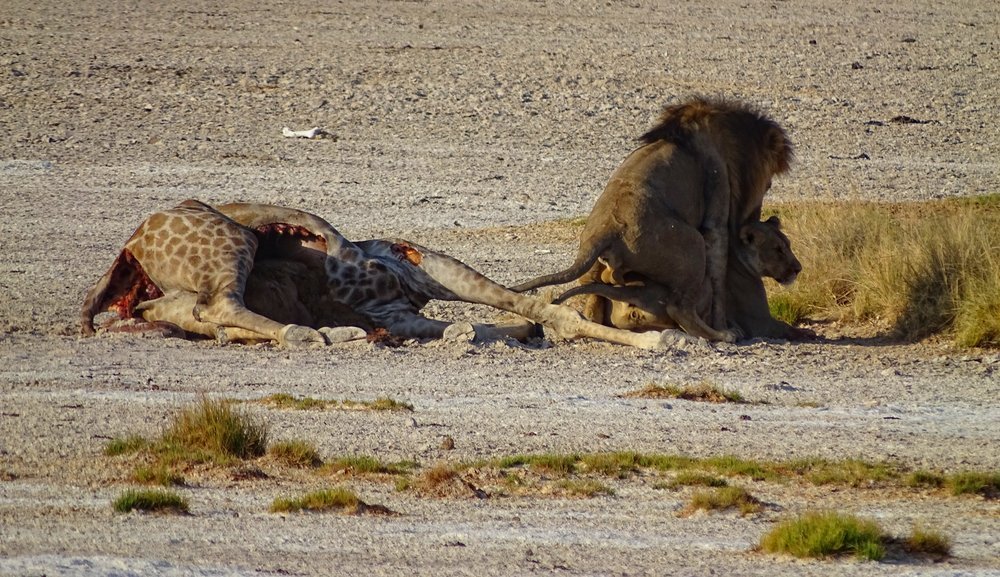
[512,97,792,336]
[553,216,800,336]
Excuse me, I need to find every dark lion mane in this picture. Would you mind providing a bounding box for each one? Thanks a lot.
[639,96,794,184]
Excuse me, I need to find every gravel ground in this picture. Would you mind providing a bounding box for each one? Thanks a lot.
[1,0,998,575]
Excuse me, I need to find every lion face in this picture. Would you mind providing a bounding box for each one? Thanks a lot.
[737,215,801,286]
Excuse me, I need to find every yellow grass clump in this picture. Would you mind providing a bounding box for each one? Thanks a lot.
[765,195,1000,348]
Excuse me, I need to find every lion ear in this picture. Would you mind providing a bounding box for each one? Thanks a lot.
[765,215,782,227]
[739,224,756,245]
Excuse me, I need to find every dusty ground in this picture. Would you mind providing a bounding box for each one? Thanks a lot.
[1,0,999,575]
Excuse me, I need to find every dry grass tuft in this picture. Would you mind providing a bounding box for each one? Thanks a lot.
[766,196,1000,348]
[903,524,952,558]
[269,440,323,468]
[250,393,413,412]
[684,486,762,516]
[164,396,268,461]
[269,487,394,515]
[623,381,746,403]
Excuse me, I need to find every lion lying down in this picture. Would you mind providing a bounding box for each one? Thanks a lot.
[554,216,806,338]
[81,200,685,349]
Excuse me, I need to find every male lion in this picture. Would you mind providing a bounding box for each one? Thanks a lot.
[553,216,801,335]
[512,96,793,338]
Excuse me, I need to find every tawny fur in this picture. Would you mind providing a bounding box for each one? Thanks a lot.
[554,216,801,336]
[511,96,795,338]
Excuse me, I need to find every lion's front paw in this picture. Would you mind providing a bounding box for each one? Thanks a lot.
[720,327,744,343]
[279,324,326,348]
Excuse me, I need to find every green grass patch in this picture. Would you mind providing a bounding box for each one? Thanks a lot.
[256,393,332,410]
[552,479,614,497]
[624,381,747,403]
[104,435,148,456]
[764,197,1000,348]
[794,458,895,488]
[904,524,952,557]
[270,487,362,513]
[905,470,946,489]
[666,471,729,488]
[759,511,886,561]
[164,396,268,462]
[946,471,1000,497]
[269,440,322,468]
[113,488,189,514]
[701,455,771,481]
[686,486,761,516]
[322,455,415,476]
[105,396,269,483]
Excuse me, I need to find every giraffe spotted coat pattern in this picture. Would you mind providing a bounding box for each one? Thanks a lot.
[81,200,682,349]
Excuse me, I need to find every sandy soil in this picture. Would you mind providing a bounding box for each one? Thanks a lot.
[1,0,998,575]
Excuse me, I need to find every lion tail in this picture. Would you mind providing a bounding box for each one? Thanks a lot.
[509,240,608,293]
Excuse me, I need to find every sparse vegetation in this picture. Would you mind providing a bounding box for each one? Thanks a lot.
[551,479,614,497]
[249,393,413,412]
[624,381,747,403]
[343,397,414,412]
[256,393,331,410]
[947,471,1000,497]
[270,487,363,513]
[132,464,185,486]
[904,524,952,557]
[323,455,415,476]
[685,486,761,516]
[905,470,946,489]
[765,196,1000,348]
[701,455,770,481]
[113,488,189,514]
[760,511,955,562]
[407,462,462,494]
[269,440,322,468]
[759,511,886,561]
[104,435,148,456]
[664,471,728,488]
[164,396,268,462]
[105,397,269,483]
[792,458,894,488]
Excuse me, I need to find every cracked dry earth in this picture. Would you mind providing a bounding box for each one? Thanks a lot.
[1,0,998,575]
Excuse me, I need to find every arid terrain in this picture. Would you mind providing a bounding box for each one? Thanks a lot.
[1,0,998,575]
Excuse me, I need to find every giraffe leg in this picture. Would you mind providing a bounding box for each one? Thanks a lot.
[194,292,326,348]
[139,291,325,347]
[442,321,543,343]
[393,242,674,349]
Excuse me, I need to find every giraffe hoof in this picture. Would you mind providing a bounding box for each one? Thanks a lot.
[279,324,326,348]
[443,322,476,343]
[319,326,368,344]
